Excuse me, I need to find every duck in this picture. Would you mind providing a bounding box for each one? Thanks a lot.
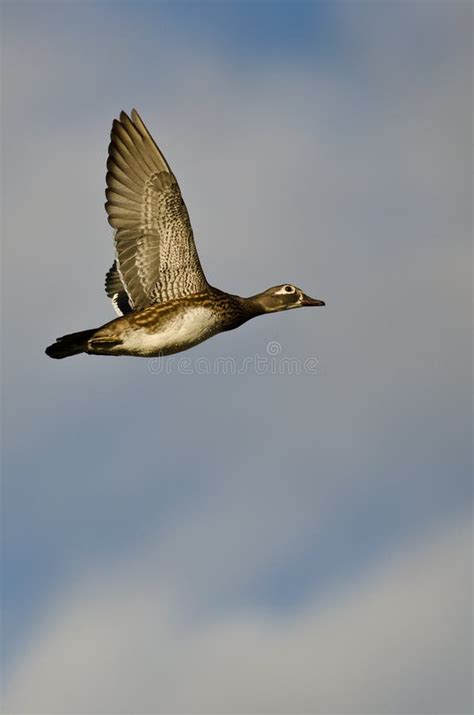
[45,110,325,359]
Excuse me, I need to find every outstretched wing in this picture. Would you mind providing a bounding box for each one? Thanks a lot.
[105,109,208,311]
[105,261,133,316]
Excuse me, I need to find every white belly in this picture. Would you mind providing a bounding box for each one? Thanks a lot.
[122,306,218,356]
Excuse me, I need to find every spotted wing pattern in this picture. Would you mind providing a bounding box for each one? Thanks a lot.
[105,109,208,310]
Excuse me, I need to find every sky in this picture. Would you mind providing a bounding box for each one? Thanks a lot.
[1,1,472,713]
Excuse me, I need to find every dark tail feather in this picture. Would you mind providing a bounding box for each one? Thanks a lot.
[45,328,97,359]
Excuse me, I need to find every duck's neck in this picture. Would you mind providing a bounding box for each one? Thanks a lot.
[210,287,268,323]
[238,294,269,318]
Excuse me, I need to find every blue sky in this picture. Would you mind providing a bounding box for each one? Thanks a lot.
[2,1,472,712]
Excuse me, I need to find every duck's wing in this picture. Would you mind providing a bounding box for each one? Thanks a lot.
[105,109,208,311]
[105,261,133,316]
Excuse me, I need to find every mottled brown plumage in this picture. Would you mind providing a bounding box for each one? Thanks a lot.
[46,110,324,360]
[105,109,208,309]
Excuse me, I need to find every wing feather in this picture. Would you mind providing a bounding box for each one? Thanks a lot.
[104,261,133,316]
[105,109,208,309]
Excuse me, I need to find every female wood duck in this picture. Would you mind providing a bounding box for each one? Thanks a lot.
[46,110,325,359]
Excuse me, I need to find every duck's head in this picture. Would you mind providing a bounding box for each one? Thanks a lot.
[250,284,325,313]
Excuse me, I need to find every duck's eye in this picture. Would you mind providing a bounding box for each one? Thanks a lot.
[284,285,294,293]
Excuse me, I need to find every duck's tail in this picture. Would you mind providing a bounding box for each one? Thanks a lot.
[45,328,97,359]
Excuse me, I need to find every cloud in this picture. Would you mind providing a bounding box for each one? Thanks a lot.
[2,2,472,712]
[4,512,472,714]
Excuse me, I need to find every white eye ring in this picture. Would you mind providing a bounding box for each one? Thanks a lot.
[275,284,296,295]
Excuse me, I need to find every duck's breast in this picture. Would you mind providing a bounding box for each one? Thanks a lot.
[122,305,219,356]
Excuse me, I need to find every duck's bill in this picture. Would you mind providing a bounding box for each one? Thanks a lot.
[301,294,325,306]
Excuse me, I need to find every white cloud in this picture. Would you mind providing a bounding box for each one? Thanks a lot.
[2,4,472,714]
[4,512,472,714]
